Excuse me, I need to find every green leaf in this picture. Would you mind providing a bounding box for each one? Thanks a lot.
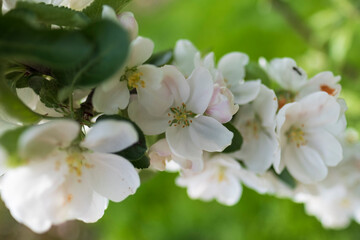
[0,64,42,124]
[0,126,29,167]
[0,16,93,69]
[11,2,90,28]
[245,61,270,85]
[83,0,131,19]
[146,50,173,67]
[96,115,149,168]
[54,19,130,89]
[277,168,296,189]
[222,122,243,153]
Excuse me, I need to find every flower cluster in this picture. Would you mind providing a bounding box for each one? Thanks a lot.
[0,0,355,233]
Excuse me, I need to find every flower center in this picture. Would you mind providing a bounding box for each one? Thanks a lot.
[168,103,196,128]
[245,117,262,139]
[217,166,226,182]
[65,152,93,177]
[285,126,307,147]
[128,72,145,89]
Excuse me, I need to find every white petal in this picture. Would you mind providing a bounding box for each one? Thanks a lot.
[128,97,169,135]
[137,64,163,89]
[162,65,190,105]
[218,52,249,82]
[19,120,79,158]
[252,84,278,127]
[186,67,214,114]
[93,80,130,114]
[284,145,328,183]
[166,126,203,162]
[101,5,117,21]
[216,175,242,206]
[173,39,198,77]
[189,116,233,152]
[231,80,261,105]
[82,120,138,153]
[127,37,154,68]
[77,192,108,223]
[85,152,140,202]
[306,129,342,167]
[16,88,39,110]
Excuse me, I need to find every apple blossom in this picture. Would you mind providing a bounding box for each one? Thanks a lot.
[0,119,140,233]
[129,66,233,171]
[275,92,342,183]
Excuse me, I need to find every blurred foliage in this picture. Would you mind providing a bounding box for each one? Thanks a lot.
[2,0,360,239]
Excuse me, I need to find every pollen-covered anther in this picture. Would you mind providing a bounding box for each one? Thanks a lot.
[127,72,145,89]
[66,153,86,176]
[320,84,336,96]
[168,103,196,127]
[286,126,307,147]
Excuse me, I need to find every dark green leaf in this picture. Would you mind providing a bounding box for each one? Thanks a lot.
[83,0,131,19]
[130,155,150,169]
[12,2,90,28]
[222,122,243,153]
[96,115,149,166]
[54,20,130,90]
[277,168,296,189]
[146,50,173,67]
[0,16,93,69]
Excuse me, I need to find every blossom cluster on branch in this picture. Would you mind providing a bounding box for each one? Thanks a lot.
[0,0,358,233]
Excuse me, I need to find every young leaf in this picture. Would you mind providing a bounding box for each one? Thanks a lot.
[222,122,243,153]
[146,50,173,67]
[0,64,41,124]
[12,2,90,28]
[0,16,93,69]
[96,115,148,163]
[83,0,131,19]
[0,126,29,167]
[130,155,150,169]
[245,61,270,85]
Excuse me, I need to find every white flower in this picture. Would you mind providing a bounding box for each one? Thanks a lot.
[259,57,307,92]
[176,154,243,206]
[231,84,279,173]
[0,119,140,233]
[173,39,199,77]
[129,66,233,172]
[275,92,342,183]
[205,83,239,123]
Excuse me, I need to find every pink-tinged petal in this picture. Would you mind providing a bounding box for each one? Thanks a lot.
[299,92,341,128]
[306,129,343,167]
[149,138,172,171]
[162,65,190,105]
[231,80,261,105]
[93,80,130,114]
[186,67,214,114]
[284,144,328,184]
[218,52,249,82]
[19,120,79,158]
[128,97,169,135]
[118,11,138,40]
[85,152,140,202]
[82,120,138,153]
[166,126,202,162]
[173,39,198,77]
[189,116,233,152]
[127,37,154,68]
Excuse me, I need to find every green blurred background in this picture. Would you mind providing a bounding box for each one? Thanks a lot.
[2,0,360,239]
